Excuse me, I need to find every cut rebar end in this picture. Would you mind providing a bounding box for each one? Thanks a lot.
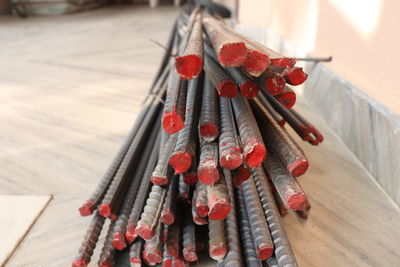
[150,176,169,186]
[98,204,111,218]
[169,152,192,174]
[200,123,219,141]
[176,55,203,80]
[220,147,243,170]
[271,58,296,68]
[72,258,87,267]
[257,246,274,260]
[135,224,155,240]
[243,50,271,77]
[183,248,198,262]
[219,43,247,67]
[183,173,198,185]
[78,200,94,216]
[288,158,309,177]
[112,231,127,251]
[218,78,238,98]
[198,165,220,185]
[288,193,307,210]
[240,81,259,98]
[125,226,137,244]
[265,75,286,95]
[143,250,163,264]
[277,90,296,108]
[208,202,231,220]
[243,141,266,168]
[161,208,175,225]
[285,67,308,85]
[209,244,228,260]
[162,112,185,134]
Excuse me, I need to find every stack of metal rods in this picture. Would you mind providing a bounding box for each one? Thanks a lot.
[73,3,324,267]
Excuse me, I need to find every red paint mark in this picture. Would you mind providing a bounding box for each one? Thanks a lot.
[276,90,296,108]
[199,123,219,140]
[162,112,185,134]
[287,193,307,210]
[197,205,209,217]
[265,74,286,95]
[98,204,111,218]
[135,224,155,240]
[271,58,296,69]
[78,200,93,216]
[160,208,175,225]
[183,248,198,262]
[219,43,247,67]
[243,49,271,77]
[143,250,163,265]
[257,246,274,260]
[125,225,137,244]
[220,148,243,170]
[288,158,309,177]
[176,55,203,80]
[218,78,238,98]
[112,231,127,251]
[209,244,227,260]
[169,152,192,174]
[72,258,87,267]
[244,142,266,168]
[193,213,208,225]
[130,256,141,265]
[284,67,308,85]
[240,81,259,98]
[198,165,220,185]
[166,243,179,258]
[150,176,169,186]
[183,173,198,185]
[233,166,251,186]
[162,258,172,267]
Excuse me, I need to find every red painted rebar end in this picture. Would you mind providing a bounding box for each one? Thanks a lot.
[257,246,274,260]
[150,176,169,186]
[130,256,141,265]
[285,67,308,86]
[72,258,87,267]
[244,142,266,168]
[183,248,198,262]
[135,224,155,240]
[162,258,172,267]
[288,193,307,210]
[143,250,163,265]
[271,58,296,69]
[183,173,198,185]
[243,50,271,77]
[233,167,251,186]
[208,203,231,220]
[265,75,286,95]
[288,159,309,177]
[218,78,238,98]
[166,244,179,258]
[110,213,118,221]
[197,206,209,217]
[200,123,219,141]
[169,152,192,174]
[125,228,137,244]
[193,213,208,225]
[209,244,227,260]
[176,55,203,80]
[112,231,127,251]
[240,81,259,98]
[198,166,220,185]
[219,43,247,67]
[277,91,296,108]
[161,209,175,225]
[98,204,111,218]
[78,201,94,216]
[162,112,185,135]
[220,148,243,170]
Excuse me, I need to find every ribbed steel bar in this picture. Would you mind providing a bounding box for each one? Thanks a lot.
[231,95,266,168]
[72,212,106,267]
[257,70,286,96]
[182,205,198,262]
[218,95,243,170]
[198,140,220,185]
[161,175,179,225]
[183,159,198,185]
[143,223,164,265]
[221,170,244,266]
[252,93,309,177]
[199,75,220,142]
[263,151,307,210]
[237,187,262,267]
[203,15,247,67]
[98,221,116,267]
[169,77,200,174]
[129,238,144,266]
[178,174,191,203]
[225,67,259,98]
[125,132,161,244]
[252,166,298,267]
[206,177,231,220]
[151,133,178,186]
[162,247,173,267]
[176,10,204,80]
[192,204,208,225]
[166,209,182,257]
[288,108,324,145]
[204,53,238,98]
[112,120,160,251]
[193,181,209,217]
[208,216,227,260]
[241,176,274,260]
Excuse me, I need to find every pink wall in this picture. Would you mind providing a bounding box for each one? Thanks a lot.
[238,0,400,114]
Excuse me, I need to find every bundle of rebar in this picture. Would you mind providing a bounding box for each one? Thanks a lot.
[73,3,323,267]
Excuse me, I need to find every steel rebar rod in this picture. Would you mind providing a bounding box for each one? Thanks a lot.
[166,209,182,257]
[257,70,286,96]
[143,222,164,265]
[198,140,220,185]
[151,133,178,186]
[206,177,231,220]
[160,175,179,225]
[218,96,243,170]
[252,166,298,267]
[204,54,238,97]
[226,67,259,98]
[182,205,198,262]
[98,221,116,267]
[231,95,266,167]
[199,75,220,142]
[129,238,144,267]
[231,162,251,186]
[178,174,191,203]
[208,216,227,260]
[193,181,209,217]
[274,86,296,109]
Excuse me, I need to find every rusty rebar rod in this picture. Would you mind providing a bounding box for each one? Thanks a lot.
[98,221,116,267]
[182,205,198,262]
[199,75,220,142]
[151,133,178,186]
[129,238,144,266]
[206,176,231,220]
[143,223,164,265]
[198,140,220,185]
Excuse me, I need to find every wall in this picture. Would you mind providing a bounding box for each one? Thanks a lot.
[238,0,400,115]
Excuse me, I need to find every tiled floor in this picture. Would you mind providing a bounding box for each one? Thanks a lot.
[1,5,400,267]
